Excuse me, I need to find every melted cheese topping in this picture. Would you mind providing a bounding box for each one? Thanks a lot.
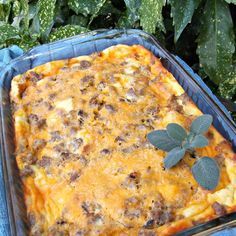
[10,45,236,235]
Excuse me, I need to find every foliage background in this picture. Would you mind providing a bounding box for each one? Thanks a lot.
[0,0,235,117]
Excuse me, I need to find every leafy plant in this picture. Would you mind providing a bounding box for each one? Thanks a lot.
[0,0,235,113]
[147,115,220,190]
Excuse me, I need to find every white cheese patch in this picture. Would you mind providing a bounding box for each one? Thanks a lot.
[55,98,73,112]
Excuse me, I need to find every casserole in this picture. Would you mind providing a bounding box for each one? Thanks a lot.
[0,28,234,235]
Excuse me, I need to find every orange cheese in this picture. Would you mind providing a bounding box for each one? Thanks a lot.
[10,45,236,235]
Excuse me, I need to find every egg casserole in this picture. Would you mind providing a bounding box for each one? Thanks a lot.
[10,45,236,235]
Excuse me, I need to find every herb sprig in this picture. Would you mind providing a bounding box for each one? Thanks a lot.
[147,114,220,190]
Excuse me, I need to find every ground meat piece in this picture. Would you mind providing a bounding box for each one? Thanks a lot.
[60,151,71,160]
[32,139,46,151]
[212,202,227,216]
[20,165,34,177]
[28,114,46,128]
[71,138,83,151]
[121,172,141,189]
[75,230,87,236]
[37,156,51,167]
[97,81,106,91]
[70,171,81,182]
[114,136,126,145]
[146,106,160,118]
[50,131,62,142]
[88,214,104,226]
[138,229,156,236]
[81,201,102,215]
[150,194,174,226]
[78,155,89,166]
[80,75,94,89]
[79,60,92,69]
[28,212,36,227]
[168,95,184,114]
[23,153,37,165]
[124,208,142,219]
[143,219,155,229]
[89,95,104,109]
[104,104,116,113]
[126,88,138,102]
[29,71,42,83]
[122,144,138,154]
[100,148,111,155]
[78,109,88,118]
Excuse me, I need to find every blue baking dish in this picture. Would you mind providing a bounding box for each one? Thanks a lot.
[0,29,235,235]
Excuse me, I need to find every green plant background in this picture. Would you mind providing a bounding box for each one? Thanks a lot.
[0,0,235,117]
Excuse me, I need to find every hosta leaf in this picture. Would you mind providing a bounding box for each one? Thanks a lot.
[68,0,106,17]
[0,24,19,45]
[164,147,186,169]
[192,157,220,190]
[197,0,235,85]
[170,0,201,42]
[190,134,209,148]
[190,115,213,134]
[38,0,56,38]
[49,25,88,42]
[139,0,165,33]
[167,123,187,143]
[147,130,180,152]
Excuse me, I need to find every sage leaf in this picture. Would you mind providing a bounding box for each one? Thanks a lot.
[190,114,213,134]
[197,0,235,85]
[190,134,209,148]
[170,0,201,42]
[167,123,187,144]
[49,25,88,42]
[192,157,220,190]
[164,147,186,169]
[147,130,180,152]
[139,0,165,33]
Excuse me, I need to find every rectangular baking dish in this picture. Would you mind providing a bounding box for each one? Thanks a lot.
[0,29,236,236]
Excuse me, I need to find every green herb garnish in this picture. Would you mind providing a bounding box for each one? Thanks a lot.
[147,114,220,190]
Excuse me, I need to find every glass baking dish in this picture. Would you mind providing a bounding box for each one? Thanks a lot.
[0,29,235,236]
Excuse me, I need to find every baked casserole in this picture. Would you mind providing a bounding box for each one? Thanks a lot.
[10,45,236,235]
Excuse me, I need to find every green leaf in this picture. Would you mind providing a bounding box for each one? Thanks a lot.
[190,115,213,134]
[12,1,21,17]
[49,25,88,42]
[170,0,201,42]
[192,157,220,190]
[0,24,19,45]
[218,70,236,99]
[167,123,187,143]
[224,0,236,3]
[68,0,106,17]
[190,134,209,148]
[38,0,56,38]
[67,15,88,27]
[164,147,186,169]
[147,130,180,152]
[0,3,11,22]
[20,0,29,30]
[139,0,165,33]
[197,0,235,85]
[99,0,121,15]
